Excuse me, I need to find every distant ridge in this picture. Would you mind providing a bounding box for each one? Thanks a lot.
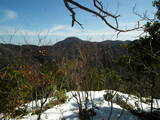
[0,37,130,69]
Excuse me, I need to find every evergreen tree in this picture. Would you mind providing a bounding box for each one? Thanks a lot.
[128,0,160,113]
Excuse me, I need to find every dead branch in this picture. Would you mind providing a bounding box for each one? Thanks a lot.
[133,5,155,22]
[64,0,142,33]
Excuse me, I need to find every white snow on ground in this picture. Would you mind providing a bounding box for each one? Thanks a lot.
[1,90,160,120]
[24,97,55,112]
[110,90,160,112]
[0,114,3,119]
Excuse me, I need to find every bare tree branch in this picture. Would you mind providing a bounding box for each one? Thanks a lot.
[64,0,84,29]
[133,5,155,22]
[64,0,142,33]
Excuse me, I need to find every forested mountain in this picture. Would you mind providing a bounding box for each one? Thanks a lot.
[0,37,130,69]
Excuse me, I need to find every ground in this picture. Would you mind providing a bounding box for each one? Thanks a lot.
[1,90,160,120]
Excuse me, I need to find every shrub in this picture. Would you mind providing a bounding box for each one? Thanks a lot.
[0,64,32,119]
[32,89,68,115]
[55,89,68,103]
[103,92,114,101]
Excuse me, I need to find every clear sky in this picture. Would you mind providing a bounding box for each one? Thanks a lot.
[0,0,155,45]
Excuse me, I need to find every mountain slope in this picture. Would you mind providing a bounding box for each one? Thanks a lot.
[0,37,130,69]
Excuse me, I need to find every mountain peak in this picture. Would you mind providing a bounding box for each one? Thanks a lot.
[55,37,83,46]
[63,37,82,42]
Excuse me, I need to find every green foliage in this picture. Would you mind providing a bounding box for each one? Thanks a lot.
[103,92,114,101]
[55,89,68,103]
[62,59,124,91]
[144,97,152,104]
[119,0,160,114]
[104,70,123,91]
[129,1,160,66]
[0,64,32,118]
[153,0,160,20]
[120,43,130,50]
[82,67,106,90]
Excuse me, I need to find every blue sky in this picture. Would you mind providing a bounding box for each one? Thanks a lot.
[0,0,155,45]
